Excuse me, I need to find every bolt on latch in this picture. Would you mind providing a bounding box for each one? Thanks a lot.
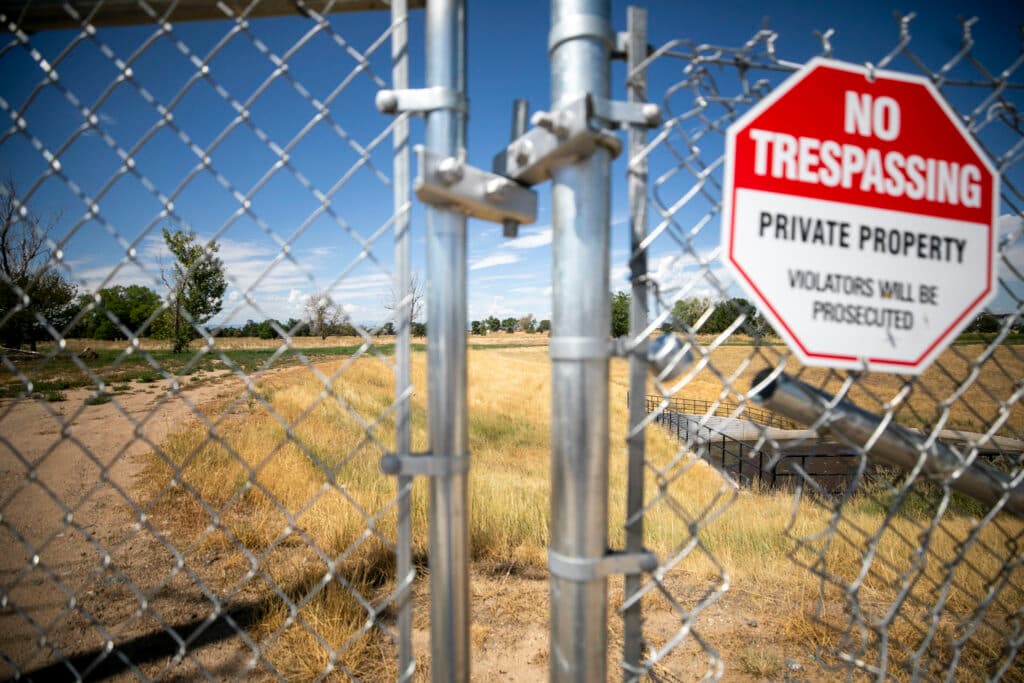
[492,93,661,187]
[374,86,467,116]
[413,146,537,226]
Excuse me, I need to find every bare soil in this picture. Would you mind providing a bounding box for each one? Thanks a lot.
[0,372,261,680]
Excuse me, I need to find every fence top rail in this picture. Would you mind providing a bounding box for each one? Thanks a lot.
[1,0,425,30]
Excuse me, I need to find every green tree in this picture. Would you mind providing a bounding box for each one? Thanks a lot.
[670,296,710,330]
[0,179,77,350]
[703,298,744,335]
[160,228,227,353]
[501,316,516,333]
[537,319,550,333]
[285,317,307,336]
[470,320,485,335]
[969,312,1001,334]
[485,315,500,332]
[610,291,630,337]
[77,285,161,340]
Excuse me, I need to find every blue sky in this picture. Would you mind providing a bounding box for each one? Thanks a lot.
[2,0,1022,329]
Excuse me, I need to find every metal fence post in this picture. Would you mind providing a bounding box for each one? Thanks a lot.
[623,7,649,678]
[390,0,415,680]
[425,0,470,680]
[548,0,613,680]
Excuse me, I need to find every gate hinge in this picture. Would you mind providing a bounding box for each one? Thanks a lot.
[380,451,470,478]
[493,94,660,186]
[414,146,538,225]
[375,86,467,115]
[548,548,658,582]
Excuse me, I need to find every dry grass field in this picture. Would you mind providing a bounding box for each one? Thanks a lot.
[131,338,1024,680]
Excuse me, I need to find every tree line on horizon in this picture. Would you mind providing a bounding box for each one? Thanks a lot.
[2,174,1016,353]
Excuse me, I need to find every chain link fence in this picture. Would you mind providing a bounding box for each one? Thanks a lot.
[624,6,1023,681]
[1,1,424,679]
[3,1,1023,681]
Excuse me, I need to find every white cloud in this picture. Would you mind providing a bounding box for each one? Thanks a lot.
[505,227,552,250]
[474,273,537,283]
[306,246,336,259]
[611,263,630,286]
[999,213,1023,237]
[997,215,1024,310]
[74,260,165,293]
[644,249,733,302]
[470,252,520,271]
[466,226,550,275]
[998,214,1024,270]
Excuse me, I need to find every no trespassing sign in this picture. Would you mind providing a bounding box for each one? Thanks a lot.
[722,57,998,374]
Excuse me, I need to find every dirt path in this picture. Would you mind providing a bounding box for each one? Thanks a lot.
[0,372,261,680]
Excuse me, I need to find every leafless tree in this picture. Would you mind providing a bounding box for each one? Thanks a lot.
[384,271,424,324]
[304,291,347,340]
[516,313,536,333]
[0,178,75,350]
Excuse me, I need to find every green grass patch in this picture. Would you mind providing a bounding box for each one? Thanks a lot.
[954,332,1024,345]
[0,343,399,400]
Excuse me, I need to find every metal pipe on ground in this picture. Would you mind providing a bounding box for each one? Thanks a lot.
[751,368,1024,518]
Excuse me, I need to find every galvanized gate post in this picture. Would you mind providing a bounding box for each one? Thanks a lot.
[623,6,649,679]
[548,0,614,680]
[424,0,471,681]
[389,0,415,680]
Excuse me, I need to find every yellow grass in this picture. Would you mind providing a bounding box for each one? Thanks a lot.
[141,342,1024,680]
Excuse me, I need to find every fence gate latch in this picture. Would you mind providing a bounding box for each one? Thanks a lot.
[412,146,538,225]
[492,94,661,186]
[548,548,658,582]
[375,86,467,115]
[380,452,470,478]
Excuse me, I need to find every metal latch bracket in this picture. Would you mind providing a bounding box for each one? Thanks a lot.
[375,86,467,116]
[493,94,660,186]
[414,146,538,225]
[380,452,470,478]
[548,548,658,582]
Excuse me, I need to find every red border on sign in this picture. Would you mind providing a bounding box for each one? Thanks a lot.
[725,184,994,368]
[722,57,1000,373]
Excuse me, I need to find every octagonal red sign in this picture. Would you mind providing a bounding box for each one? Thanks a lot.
[722,57,998,374]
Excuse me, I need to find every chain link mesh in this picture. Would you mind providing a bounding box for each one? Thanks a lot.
[1,2,417,680]
[624,11,1023,681]
[5,3,1024,681]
